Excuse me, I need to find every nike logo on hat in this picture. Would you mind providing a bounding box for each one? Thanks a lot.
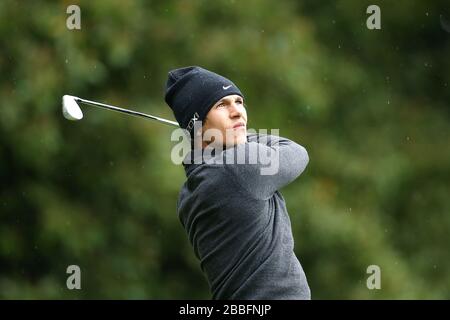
[223,85,232,90]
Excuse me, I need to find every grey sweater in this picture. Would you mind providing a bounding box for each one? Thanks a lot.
[178,133,311,299]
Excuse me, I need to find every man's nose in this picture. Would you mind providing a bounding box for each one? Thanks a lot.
[229,103,243,118]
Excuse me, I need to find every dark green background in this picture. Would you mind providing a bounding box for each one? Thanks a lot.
[1,0,449,299]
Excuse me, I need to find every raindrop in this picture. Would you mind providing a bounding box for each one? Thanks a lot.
[406,136,410,141]
[65,59,69,64]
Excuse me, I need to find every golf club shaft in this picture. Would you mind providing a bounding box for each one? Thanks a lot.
[75,97,179,127]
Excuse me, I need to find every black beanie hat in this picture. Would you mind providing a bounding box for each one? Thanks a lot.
[164,66,244,134]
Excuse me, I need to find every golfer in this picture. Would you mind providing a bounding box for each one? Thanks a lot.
[165,66,311,299]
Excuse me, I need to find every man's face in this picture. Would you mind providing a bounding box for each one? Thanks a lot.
[200,94,247,148]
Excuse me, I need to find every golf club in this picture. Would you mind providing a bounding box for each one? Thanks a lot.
[62,95,179,127]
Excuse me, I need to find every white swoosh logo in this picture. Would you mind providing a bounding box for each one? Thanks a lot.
[223,85,232,90]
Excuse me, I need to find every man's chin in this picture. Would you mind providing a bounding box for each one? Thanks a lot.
[206,134,247,149]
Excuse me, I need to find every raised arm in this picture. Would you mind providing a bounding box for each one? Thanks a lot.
[223,133,309,200]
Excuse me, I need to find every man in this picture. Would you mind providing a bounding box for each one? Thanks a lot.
[164,66,311,299]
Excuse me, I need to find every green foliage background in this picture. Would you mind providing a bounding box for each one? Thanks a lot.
[1,0,449,299]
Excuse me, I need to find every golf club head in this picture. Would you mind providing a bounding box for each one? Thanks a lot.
[62,95,83,121]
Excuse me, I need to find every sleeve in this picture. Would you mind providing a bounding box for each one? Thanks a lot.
[223,132,309,200]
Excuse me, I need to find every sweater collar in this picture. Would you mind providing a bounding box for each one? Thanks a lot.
[182,144,237,177]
